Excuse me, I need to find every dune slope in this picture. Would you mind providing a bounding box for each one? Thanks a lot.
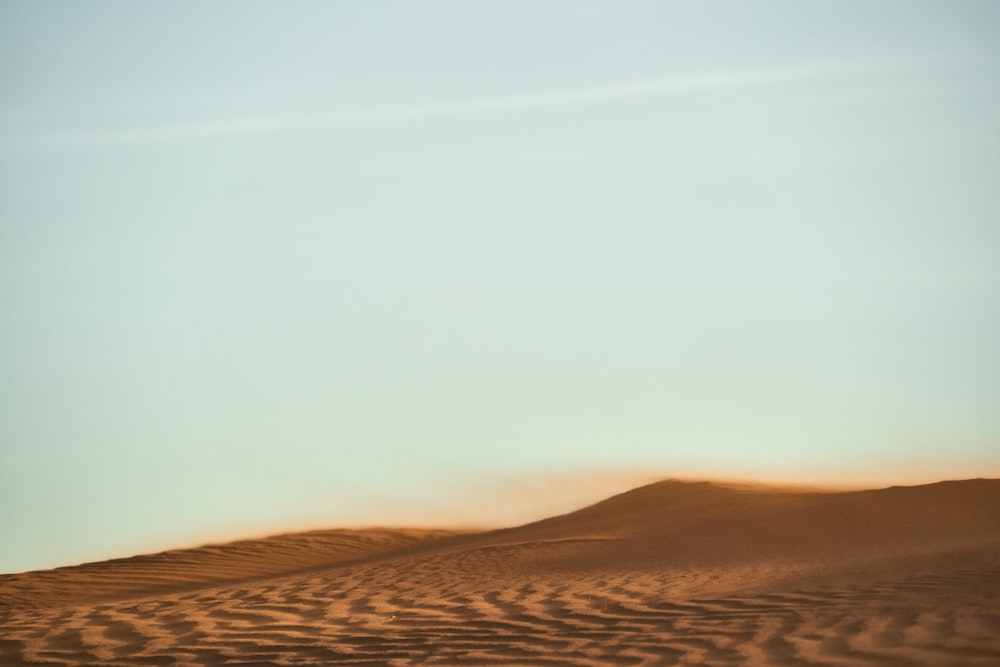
[2,479,999,666]
[0,528,467,610]
[483,478,1000,584]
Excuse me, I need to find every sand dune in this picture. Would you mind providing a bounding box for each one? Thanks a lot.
[0,529,465,612]
[2,479,999,665]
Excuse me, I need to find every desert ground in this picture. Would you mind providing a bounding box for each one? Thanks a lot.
[2,478,999,666]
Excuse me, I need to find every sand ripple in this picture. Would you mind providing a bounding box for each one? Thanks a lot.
[3,479,999,665]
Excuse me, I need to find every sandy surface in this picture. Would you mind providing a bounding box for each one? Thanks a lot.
[2,479,999,666]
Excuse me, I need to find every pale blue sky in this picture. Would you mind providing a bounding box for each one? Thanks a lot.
[2,1,999,573]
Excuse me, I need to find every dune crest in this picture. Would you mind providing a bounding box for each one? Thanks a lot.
[2,478,999,666]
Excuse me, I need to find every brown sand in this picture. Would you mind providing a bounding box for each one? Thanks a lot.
[2,478,999,666]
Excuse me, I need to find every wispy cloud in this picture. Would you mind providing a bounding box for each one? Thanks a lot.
[0,56,972,152]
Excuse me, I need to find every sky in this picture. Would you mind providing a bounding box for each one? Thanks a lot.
[2,1,999,574]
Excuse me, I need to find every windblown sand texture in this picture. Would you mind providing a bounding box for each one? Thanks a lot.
[2,479,1000,666]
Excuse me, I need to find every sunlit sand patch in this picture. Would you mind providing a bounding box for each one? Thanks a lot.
[2,479,999,665]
